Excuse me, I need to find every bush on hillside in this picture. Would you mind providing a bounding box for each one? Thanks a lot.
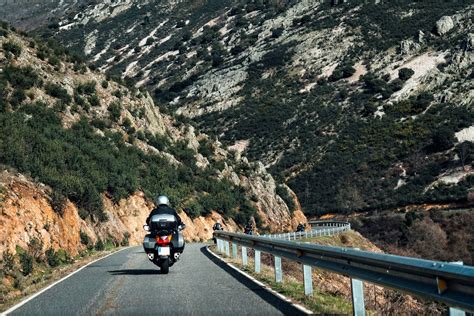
[398,68,415,81]
[45,82,72,104]
[3,40,22,57]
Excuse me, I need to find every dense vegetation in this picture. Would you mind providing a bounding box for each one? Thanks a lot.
[20,0,474,216]
[352,209,474,265]
[0,25,261,226]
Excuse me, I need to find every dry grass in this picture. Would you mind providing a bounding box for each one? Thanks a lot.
[212,231,435,315]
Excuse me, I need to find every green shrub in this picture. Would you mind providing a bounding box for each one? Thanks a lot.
[329,62,356,82]
[88,94,100,107]
[108,102,121,122]
[76,81,96,95]
[3,40,22,57]
[50,191,66,215]
[19,252,33,276]
[45,248,60,267]
[101,80,109,89]
[48,55,61,67]
[276,185,296,213]
[10,89,26,108]
[45,82,71,104]
[80,230,90,246]
[95,239,105,251]
[3,65,40,89]
[432,127,454,151]
[398,68,415,81]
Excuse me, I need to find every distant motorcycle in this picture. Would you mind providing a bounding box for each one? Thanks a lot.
[212,222,223,243]
[296,223,305,233]
[143,214,186,274]
[244,224,253,235]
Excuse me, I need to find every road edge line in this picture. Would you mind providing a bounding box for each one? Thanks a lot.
[2,246,131,315]
[206,246,313,315]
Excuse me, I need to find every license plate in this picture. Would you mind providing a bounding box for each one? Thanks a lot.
[157,246,170,256]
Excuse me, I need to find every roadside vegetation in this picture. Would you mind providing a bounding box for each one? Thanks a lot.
[352,208,474,265]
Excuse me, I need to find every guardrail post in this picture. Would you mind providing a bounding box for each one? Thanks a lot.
[274,256,282,283]
[303,265,313,296]
[351,248,365,316]
[449,262,466,316]
[216,239,221,252]
[225,241,230,257]
[232,243,238,259]
[351,278,365,316]
[255,250,261,273]
[242,246,248,266]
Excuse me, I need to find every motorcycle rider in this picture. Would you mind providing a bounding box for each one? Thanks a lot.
[213,222,223,231]
[296,223,305,232]
[244,222,253,235]
[146,195,183,227]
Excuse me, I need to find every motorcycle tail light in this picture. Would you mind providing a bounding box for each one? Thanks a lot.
[156,234,173,245]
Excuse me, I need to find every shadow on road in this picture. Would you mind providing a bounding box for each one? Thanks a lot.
[200,246,306,316]
[108,269,161,275]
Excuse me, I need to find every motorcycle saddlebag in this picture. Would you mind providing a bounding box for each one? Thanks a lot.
[172,231,185,251]
[143,235,156,252]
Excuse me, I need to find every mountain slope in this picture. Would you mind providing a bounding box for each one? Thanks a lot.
[0,24,306,247]
[3,0,474,216]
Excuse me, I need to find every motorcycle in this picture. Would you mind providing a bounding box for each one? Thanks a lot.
[212,223,223,243]
[296,224,305,233]
[142,214,186,274]
[244,225,253,235]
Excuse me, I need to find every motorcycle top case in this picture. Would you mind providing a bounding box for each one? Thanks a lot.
[150,213,178,230]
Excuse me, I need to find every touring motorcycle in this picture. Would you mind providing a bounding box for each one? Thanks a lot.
[143,214,185,274]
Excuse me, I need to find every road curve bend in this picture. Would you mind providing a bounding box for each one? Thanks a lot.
[7,244,304,316]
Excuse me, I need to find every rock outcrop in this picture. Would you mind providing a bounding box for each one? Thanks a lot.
[436,16,455,35]
[0,170,304,259]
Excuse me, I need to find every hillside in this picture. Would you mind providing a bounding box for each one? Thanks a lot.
[12,0,471,217]
[0,25,306,258]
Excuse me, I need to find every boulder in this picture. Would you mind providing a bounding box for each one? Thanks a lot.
[436,16,454,35]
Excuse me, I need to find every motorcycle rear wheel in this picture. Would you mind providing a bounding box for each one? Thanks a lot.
[160,258,169,274]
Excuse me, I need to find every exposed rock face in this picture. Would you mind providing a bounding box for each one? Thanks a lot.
[465,33,474,50]
[436,16,455,35]
[0,170,304,259]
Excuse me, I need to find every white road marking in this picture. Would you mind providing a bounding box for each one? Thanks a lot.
[206,246,313,315]
[2,247,130,315]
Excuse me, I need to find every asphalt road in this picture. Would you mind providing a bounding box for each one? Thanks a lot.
[8,244,304,316]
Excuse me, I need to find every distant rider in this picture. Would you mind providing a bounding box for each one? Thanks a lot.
[146,195,183,227]
[213,222,223,231]
[212,222,223,244]
[296,223,305,232]
[244,222,253,235]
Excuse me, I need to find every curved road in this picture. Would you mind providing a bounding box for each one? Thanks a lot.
[8,244,303,315]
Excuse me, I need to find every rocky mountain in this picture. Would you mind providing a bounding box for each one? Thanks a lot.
[0,26,306,261]
[2,0,474,217]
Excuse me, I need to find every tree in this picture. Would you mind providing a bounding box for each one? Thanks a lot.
[455,141,474,170]
[398,68,414,81]
[432,127,454,152]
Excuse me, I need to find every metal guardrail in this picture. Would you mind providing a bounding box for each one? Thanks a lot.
[263,221,351,240]
[214,231,474,315]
